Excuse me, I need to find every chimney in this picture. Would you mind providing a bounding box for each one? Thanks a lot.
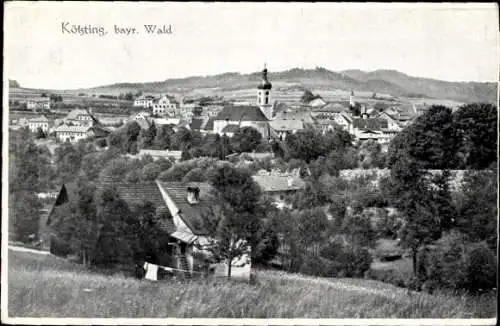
[187,186,200,204]
[287,176,294,188]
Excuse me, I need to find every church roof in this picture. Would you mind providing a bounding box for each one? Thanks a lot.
[215,105,269,122]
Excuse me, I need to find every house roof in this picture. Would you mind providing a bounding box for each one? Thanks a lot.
[154,118,180,125]
[269,119,304,132]
[215,105,268,122]
[28,98,50,103]
[313,102,349,113]
[157,181,218,236]
[138,149,183,160]
[221,124,240,133]
[97,181,177,234]
[29,116,49,123]
[66,109,91,120]
[308,98,327,107]
[54,125,92,133]
[46,183,79,225]
[252,175,306,192]
[352,118,388,131]
[189,118,205,130]
[204,118,214,131]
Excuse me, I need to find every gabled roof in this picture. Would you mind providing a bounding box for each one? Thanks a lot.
[189,118,205,130]
[46,183,79,225]
[110,182,166,208]
[252,175,305,192]
[352,118,388,131]
[269,119,304,132]
[215,105,268,122]
[313,102,349,113]
[29,116,49,123]
[157,181,218,236]
[204,118,214,131]
[66,109,91,120]
[221,124,240,133]
[54,125,92,133]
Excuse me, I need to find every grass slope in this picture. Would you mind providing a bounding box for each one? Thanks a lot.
[7,250,496,318]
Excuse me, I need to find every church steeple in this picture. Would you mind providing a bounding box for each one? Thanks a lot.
[257,64,273,120]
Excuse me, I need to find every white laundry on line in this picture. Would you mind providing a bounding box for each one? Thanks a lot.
[143,262,159,281]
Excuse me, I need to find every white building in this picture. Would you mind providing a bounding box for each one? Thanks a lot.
[54,125,93,142]
[27,98,51,111]
[152,95,179,116]
[28,116,50,133]
[64,109,94,126]
[133,96,155,108]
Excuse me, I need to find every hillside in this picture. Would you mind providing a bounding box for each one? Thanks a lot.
[7,249,496,318]
[79,67,497,104]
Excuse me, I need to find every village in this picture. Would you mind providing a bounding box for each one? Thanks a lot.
[8,64,496,285]
[5,2,498,319]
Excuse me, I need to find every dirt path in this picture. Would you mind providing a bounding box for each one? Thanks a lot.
[8,245,50,255]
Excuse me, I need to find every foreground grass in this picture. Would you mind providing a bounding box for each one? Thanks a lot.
[7,250,497,318]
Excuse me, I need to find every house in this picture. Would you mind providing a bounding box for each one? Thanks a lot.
[213,65,276,140]
[307,97,327,108]
[252,173,305,209]
[28,115,50,133]
[54,125,94,142]
[269,119,304,140]
[154,117,181,126]
[132,111,151,120]
[137,149,183,162]
[204,105,225,118]
[310,102,350,119]
[378,111,404,132]
[64,109,94,126]
[134,95,156,108]
[351,118,393,148]
[46,181,250,279]
[27,98,50,111]
[152,95,179,116]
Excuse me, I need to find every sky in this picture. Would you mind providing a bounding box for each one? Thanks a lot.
[4,2,499,89]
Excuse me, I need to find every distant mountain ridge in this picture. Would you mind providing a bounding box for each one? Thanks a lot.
[77,67,497,103]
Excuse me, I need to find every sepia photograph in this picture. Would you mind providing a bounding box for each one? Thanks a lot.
[2,2,498,324]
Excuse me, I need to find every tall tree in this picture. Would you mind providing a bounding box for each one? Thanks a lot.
[231,126,263,153]
[453,103,497,169]
[198,165,264,277]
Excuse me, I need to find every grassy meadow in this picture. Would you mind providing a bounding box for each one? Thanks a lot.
[7,249,497,319]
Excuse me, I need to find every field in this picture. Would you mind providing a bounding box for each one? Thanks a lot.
[7,249,497,319]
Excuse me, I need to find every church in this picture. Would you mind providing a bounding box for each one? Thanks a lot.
[213,65,275,140]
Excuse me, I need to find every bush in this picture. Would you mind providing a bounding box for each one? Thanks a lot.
[462,242,497,293]
[365,268,406,288]
[49,235,72,258]
[341,245,373,277]
[423,231,497,293]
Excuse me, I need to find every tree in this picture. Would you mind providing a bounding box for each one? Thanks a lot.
[154,125,175,150]
[388,105,461,169]
[197,165,264,277]
[453,103,497,169]
[341,212,376,248]
[231,126,263,153]
[301,90,321,104]
[140,163,162,181]
[455,170,497,250]
[9,191,42,242]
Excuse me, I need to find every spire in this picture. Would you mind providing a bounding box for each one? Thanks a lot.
[258,63,272,90]
[262,63,268,82]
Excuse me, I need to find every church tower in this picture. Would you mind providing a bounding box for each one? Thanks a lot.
[349,90,355,107]
[257,64,273,120]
